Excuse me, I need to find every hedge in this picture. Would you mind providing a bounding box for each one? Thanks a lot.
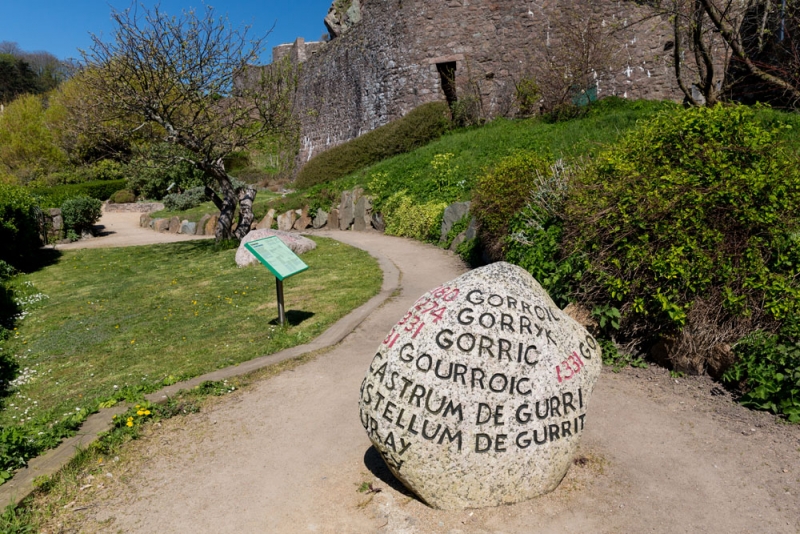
[29,179,126,209]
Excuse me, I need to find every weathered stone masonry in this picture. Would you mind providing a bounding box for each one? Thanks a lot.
[275,0,690,167]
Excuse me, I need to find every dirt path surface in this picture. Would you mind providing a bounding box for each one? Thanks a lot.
[53,209,212,250]
[47,229,799,533]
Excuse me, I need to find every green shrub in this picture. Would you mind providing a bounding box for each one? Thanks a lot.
[127,144,206,200]
[383,191,447,242]
[565,104,800,355]
[723,331,800,421]
[61,196,102,235]
[30,179,125,209]
[471,151,551,261]
[110,189,136,203]
[0,183,41,268]
[162,187,208,211]
[295,101,451,189]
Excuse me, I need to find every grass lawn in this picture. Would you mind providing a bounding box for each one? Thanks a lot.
[0,237,381,470]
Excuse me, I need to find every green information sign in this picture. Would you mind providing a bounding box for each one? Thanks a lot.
[245,237,309,281]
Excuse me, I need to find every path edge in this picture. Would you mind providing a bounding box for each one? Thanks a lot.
[0,236,400,509]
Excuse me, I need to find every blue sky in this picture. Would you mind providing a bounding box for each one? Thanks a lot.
[0,0,333,63]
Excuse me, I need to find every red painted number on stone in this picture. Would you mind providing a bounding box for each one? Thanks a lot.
[556,352,586,383]
[383,328,400,348]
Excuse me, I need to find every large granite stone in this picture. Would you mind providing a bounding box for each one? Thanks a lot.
[256,209,276,230]
[339,190,354,230]
[180,220,197,235]
[354,195,372,231]
[153,218,170,233]
[328,208,340,230]
[313,208,328,229]
[168,216,181,234]
[139,213,151,228]
[204,214,219,236]
[197,214,211,235]
[294,206,313,230]
[440,201,471,242]
[277,210,296,231]
[235,229,317,267]
[358,262,602,510]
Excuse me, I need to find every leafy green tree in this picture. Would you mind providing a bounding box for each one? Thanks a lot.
[81,4,298,240]
[0,53,38,104]
[0,94,68,183]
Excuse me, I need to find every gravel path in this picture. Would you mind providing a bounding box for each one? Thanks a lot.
[36,221,800,533]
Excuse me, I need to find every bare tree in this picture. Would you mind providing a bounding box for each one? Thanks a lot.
[524,0,624,114]
[698,0,800,106]
[82,4,297,240]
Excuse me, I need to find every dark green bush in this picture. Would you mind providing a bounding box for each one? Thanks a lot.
[471,151,551,261]
[565,104,800,353]
[0,183,41,268]
[110,189,136,203]
[163,187,208,211]
[723,331,800,421]
[61,196,102,235]
[30,179,125,209]
[295,101,451,189]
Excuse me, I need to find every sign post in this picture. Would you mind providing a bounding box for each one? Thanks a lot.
[244,237,309,326]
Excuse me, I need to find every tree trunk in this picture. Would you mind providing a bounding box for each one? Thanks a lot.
[234,186,257,239]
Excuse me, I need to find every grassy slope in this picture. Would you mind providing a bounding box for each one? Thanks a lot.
[1,238,381,438]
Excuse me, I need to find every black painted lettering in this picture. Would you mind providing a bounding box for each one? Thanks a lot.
[453,363,467,385]
[422,420,442,441]
[399,377,413,398]
[516,403,531,423]
[395,407,407,429]
[374,391,386,412]
[500,313,515,333]
[442,400,463,422]
[563,391,575,414]
[409,385,426,407]
[550,396,562,417]
[438,428,463,451]
[546,329,558,346]
[548,423,560,441]
[479,312,496,329]
[495,434,507,452]
[562,420,572,438]
[363,383,374,405]
[368,352,383,372]
[399,343,415,362]
[425,389,445,415]
[479,336,495,359]
[471,367,485,389]
[489,373,508,393]
[466,289,484,305]
[382,401,396,423]
[494,404,505,426]
[407,414,419,435]
[384,431,397,452]
[579,413,586,430]
[579,388,584,409]
[373,362,387,381]
[521,301,532,315]
[535,400,549,420]
[488,294,503,307]
[457,333,476,352]
[507,296,518,309]
[519,315,533,335]
[416,353,432,372]
[534,305,546,320]
[475,433,491,452]
[477,403,492,424]
[386,371,399,391]
[435,329,453,350]
[434,360,453,380]
[399,437,412,455]
[516,377,532,396]
[516,431,531,449]
[498,338,512,361]
[533,427,548,444]
[457,308,474,325]
[523,345,538,366]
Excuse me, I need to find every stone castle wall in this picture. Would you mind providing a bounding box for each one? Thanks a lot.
[272,0,713,167]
